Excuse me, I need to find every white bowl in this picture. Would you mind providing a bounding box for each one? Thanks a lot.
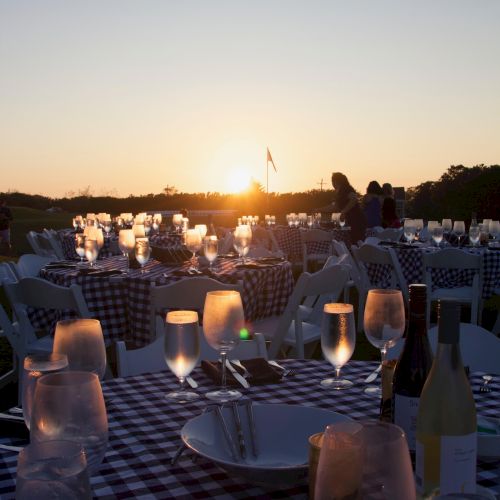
[181,403,352,488]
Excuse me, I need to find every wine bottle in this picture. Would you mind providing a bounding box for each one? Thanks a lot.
[415,300,477,497]
[392,284,433,451]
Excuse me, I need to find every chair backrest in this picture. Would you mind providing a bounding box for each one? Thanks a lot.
[43,229,65,260]
[0,262,18,285]
[16,254,53,278]
[150,278,242,338]
[352,243,409,305]
[429,323,499,374]
[4,277,91,349]
[32,232,58,258]
[116,331,267,377]
[26,231,42,255]
[0,303,20,356]
[267,264,350,359]
[299,229,334,273]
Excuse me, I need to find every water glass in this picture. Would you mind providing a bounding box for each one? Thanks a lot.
[453,220,465,246]
[320,303,356,390]
[75,234,86,263]
[22,353,69,430]
[84,239,98,267]
[30,371,108,471]
[53,319,107,379]
[185,229,202,270]
[16,440,92,500]
[204,235,218,268]
[118,229,136,270]
[442,218,452,234]
[404,219,416,244]
[101,220,112,237]
[164,310,200,402]
[135,238,151,273]
[469,224,480,246]
[432,224,444,247]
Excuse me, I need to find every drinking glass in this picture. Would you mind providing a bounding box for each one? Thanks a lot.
[185,229,202,270]
[135,238,151,273]
[195,224,207,239]
[489,220,500,241]
[204,235,218,269]
[75,234,86,263]
[84,239,98,267]
[469,224,480,247]
[172,213,183,233]
[118,229,135,271]
[233,225,252,262]
[164,310,200,402]
[16,440,92,500]
[453,220,465,246]
[53,319,107,380]
[270,215,276,226]
[30,371,108,471]
[339,213,346,228]
[307,215,314,229]
[442,218,452,234]
[144,219,152,236]
[414,219,424,240]
[363,289,405,395]
[432,224,444,247]
[152,218,160,232]
[203,290,245,402]
[403,219,416,244]
[22,353,68,430]
[101,220,112,238]
[320,303,356,390]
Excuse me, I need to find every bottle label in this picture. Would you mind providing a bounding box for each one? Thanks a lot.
[394,394,419,450]
[416,433,477,495]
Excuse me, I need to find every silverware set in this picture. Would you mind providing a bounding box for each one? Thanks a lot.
[480,375,493,393]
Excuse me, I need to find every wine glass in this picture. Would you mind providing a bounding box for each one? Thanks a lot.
[118,229,135,271]
[75,234,86,264]
[233,225,252,263]
[203,290,245,402]
[164,310,200,402]
[204,235,218,269]
[414,219,424,240]
[22,353,69,430]
[363,289,405,395]
[432,224,444,247]
[339,213,346,228]
[84,239,98,267]
[453,220,465,246]
[442,218,452,235]
[489,220,500,241]
[185,229,202,270]
[195,224,207,239]
[172,213,183,233]
[144,219,152,236]
[101,220,112,238]
[403,219,416,244]
[320,303,356,390]
[307,215,314,229]
[469,224,480,247]
[135,238,151,273]
[30,371,108,471]
[53,319,107,380]
[16,440,92,500]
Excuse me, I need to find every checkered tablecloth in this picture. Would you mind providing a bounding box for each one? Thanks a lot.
[0,360,498,499]
[272,226,351,260]
[149,232,183,248]
[365,246,499,299]
[60,230,119,260]
[33,256,294,347]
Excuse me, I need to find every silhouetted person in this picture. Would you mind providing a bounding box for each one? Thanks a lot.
[381,183,401,228]
[362,181,383,228]
[0,199,13,254]
[330,172,367,244]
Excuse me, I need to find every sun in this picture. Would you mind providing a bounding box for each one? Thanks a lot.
[227,167,251,193]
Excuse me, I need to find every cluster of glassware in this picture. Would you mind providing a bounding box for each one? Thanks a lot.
[286,212,322,228]
[17,319,109,498]
[238,215,260,226]
[264,214,277,226]
[330,213,346,228]
[74,226,105,267]
[74,212,163,237]
[184,224,219,270]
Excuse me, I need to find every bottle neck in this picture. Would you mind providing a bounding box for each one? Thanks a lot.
[433,341,464,373]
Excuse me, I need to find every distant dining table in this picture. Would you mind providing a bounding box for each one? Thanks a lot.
[0,360,498,499]
[34,255,294,346]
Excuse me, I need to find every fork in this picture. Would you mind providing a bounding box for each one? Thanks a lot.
[480,375,493,393]
[268,360,295,378]
[232,360,252,379]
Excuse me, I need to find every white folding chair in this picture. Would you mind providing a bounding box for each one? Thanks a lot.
[376,228,403,242]
[116,332,267,377]
[252,264,350,359]
[43,229,65,260]
[14,254,53,278]
[299,228,334,273]
[422,249,482,325]
[0,304,17,388]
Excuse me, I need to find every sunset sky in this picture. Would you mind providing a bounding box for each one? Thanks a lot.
[1,1,499,198]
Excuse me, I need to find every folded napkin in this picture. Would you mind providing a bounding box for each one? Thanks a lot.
[201,358,282,387]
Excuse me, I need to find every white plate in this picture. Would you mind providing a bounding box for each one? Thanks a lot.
[181,403,351,487]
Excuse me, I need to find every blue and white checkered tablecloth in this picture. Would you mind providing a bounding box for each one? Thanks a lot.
[32,256,294,347]
[60,230,119,260]
[0,360,498,499]
[365,246,499,299]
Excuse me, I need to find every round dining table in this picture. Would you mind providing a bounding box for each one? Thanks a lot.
[0,359,498,499]
[34,255,294,347]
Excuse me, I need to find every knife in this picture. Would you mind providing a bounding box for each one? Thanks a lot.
[364,364,382,384]
[225,360,250,389]
[186,376,198,389]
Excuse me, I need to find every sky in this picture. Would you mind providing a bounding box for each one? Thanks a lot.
[1,0,499,198]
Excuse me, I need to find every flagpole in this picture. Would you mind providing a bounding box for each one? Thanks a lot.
[266,156,269,208]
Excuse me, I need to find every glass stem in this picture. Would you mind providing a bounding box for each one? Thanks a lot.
[380,346,387,363]
[220,351,228,391]
[179,376,186,391]
[335,367,341,379]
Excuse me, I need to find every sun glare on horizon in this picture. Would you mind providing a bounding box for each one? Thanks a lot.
[227,167,251,193]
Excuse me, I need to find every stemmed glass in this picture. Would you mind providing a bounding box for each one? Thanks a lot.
[204,235,218,269]
[53,319,107,380]
[442,218,452,242]
[453,220,465,247]
[432,224,444,247]
[403,219,416,244]
[118,229,135,272]
[339,213,346,228]
[307,215,314,229]
[320,303,356,390]
[489,220,500,241]
[75,234,86,264]
[101,220,112,238]
[164,310,200,402]
[84,239,99,267]
[135,238,151,273]
[469,224,480,247]
[172,213,183,233]
[203,290,245,402]
[363,289,405,395]
[30,371,109,471]
[185,229,202,271]
[233,225,252,263]
[22,353,69,430]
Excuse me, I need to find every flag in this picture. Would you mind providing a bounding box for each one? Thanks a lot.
[267,147,277,172]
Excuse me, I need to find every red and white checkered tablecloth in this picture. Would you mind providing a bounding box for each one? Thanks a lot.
[0,360,498,499]
[33,256,294,346]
